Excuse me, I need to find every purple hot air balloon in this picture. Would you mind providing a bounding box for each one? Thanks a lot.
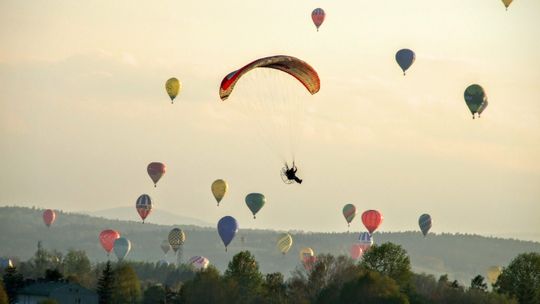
[217,216,238,251]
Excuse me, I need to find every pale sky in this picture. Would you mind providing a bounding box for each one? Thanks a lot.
[1,1,539,241]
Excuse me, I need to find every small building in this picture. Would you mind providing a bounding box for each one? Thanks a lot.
[17,282,98,304]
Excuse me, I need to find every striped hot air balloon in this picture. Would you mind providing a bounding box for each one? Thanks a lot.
[188,256,210,271]
[358,232,374,252]
[361,210,383,234]
[135,194,152,223]
[311,8,326,31]
[418,214,432,237]
[342,204,357,228]
[276,233,293,255]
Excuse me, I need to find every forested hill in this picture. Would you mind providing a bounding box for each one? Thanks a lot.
[1,206,538,283]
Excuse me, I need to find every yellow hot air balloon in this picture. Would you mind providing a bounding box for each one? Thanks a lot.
[276,233,293,255]
[502,0,513,10]
[211,179,228,206]
[299,247,314,261]
[487,266,502,284]
[165,78,181,103]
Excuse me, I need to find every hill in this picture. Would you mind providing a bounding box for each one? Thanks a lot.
[1,206,538,284]
[86,206,212,227]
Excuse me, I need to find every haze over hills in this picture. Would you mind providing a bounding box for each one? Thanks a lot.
[1,206,539,285]
[85,206,212,227]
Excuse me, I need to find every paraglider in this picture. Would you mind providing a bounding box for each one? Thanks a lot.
[147,162,166,187]
[358,232,374,252]
[276,233,293,255]
[217,216,239,251]
[395,49,415,75]
[188,256,210,271]
[113,237,131,261]
[342,204,357,228]
[99,229,120,255]
[168,228,186,253]
[311,8,326,32]
[464,84,488,119]
[245,193,266,219]
[362,210,383,234]
[43,209,56,228]
[502,0,513,10]
[282,162,302,184]
[418,214,432,237]
[165,77,181,104]
[135,194,152,223]
[487,266,502,284]
[350,244,364,260]
[160,239,171,255]
[211,179,228,206]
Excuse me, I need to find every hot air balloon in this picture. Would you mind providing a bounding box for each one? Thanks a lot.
[245,193,266,219]
[276,233,293,255]
[311,8,326,31]
[43,209,56,228]
[0,258,13,269]
[418,214,432,237]
[211,179,228,206]
[135,194,152,223]
[358,232,374,252]
[113,237,131,261]
[188,256,210,271]
[160,240,171,255]
[502,0,513,10]
[362,210,383,234]
[168,228,186,253]
[165,78,181,104]
[99,230,120,255]
[147,162,166,187]
[487,266,502,284]
[157,260,169,267]
[342,204,357,228]
[217,216,238,251]
[350,244,364,260]
[299,248,316,271]
[464,84,488,119]
[395,49,415,75]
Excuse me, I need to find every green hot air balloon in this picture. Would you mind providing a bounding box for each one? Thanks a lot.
[342,204,357,228]
[245,193,266,219]
[113,237,131,262]
[418,214,432,237]
[464,84,488,119]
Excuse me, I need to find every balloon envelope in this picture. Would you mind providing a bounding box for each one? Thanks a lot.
[395,49,415,75]
[342,204,357,226]
[211,179,228,206]
[502,0,513,9]
[135,194,152,222]
[165,78,181,103]
[487,266,502,284]
[311,8,326,31]
[188,256,210,271]
[43,209,56,228]
[464,84,488,118]
[358,232,374,252]
[217,216,239,250]
[99,230,120,254]
[168,228,186,253]
[113,237,131,261]
[160,240,171,254]
[147,162,166,186]
[418,214,432,236]
[350,244,364,260]
[276,233,293,255]
[361,210,383,234]
[245,193,266,219]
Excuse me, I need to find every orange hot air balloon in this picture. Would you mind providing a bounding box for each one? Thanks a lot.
[147,162,166,187]
[361,210,383,234]
[311,8,326,31]
[99,229,120,254]
[43,209,56,228]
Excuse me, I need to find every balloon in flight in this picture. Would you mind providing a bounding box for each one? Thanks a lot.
[311,8,326,31]
[43,209,56,228]
[99,229,121,254]
[160,240,171,255]
[165,78,181,103]
[245,193,266,219]
[464,84,488,119]
[350,244,364,260]
[418,214,432,237]
[211,179,228,206]
[358,232,374,252]
[168,228,186,253]
[135,194,152,223]
[487,266,502,284]
[113,237,131,261]
[217,216,239,251]
[276,233,293,255]
[147,162,166,187]
[395,49,415,75]
[502,0,513,10]
[342,204,357,227]
[188,256,210,271]
[362,210,383,234]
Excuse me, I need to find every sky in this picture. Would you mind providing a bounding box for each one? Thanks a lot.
[1,0,539,241]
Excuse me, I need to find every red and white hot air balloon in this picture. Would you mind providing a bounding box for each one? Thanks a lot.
[135,194,152,223]
[43,209,56,228]
[350,244,364,260]
[147,162,166,187]
[361,210,383,234]
[99,229,121,255]
[311,8,326,31]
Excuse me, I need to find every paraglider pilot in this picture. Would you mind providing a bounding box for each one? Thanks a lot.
[284,162,302,184]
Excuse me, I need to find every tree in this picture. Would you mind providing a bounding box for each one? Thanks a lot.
[31,241,53,278]
[261,273,286,304]
[2,266,23,304]
[97,261,114,304]
[470,275,487,291]
[62,250,92,286]
[143,284,166,304]
[112,264,142,304]
[180,266,229,304]
[223,251,263,303]
[44,268,63,282]
[360,242,412,286]
[338,270,408,304]
[0,282,8,304]
[495,252,540,304]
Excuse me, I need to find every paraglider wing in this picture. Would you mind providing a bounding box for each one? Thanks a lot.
[165,78,181,103]
[160,239,171,254]
[211,179,228,206]
[418,214,432,237]
[43,209,56,228]
[276,233,293,255]
[245,193,266,219]
[99,229,121,254]
[219,55,320,101]
[311,8,326,31]
[113,237,131,261]
[358,232,374,251]
[464,84,488,118]
[361,210,383,234]
[135,194,152,223]
[395,49,415,75]
[168,228,186,253]
[342,204,357,227]
[147,162,166,187]
[217,216,239,251]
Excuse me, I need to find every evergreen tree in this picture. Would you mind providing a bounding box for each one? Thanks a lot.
[360,242,412,286]
[97,261,114,304]
[470,275,487,291]
[495,252,540,304]
[2,266,23,304]
[224,251,263,303]
[112,263,142,304]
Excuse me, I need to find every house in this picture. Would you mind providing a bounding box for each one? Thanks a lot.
[17,281,98,304]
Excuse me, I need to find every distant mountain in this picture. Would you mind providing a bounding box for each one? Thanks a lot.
[85,206,211,227]
[1,206,539,285]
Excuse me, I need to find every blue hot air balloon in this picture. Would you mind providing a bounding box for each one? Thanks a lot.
[217,216,239,251]
[418,214,432,237]
[395,49,415,75]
